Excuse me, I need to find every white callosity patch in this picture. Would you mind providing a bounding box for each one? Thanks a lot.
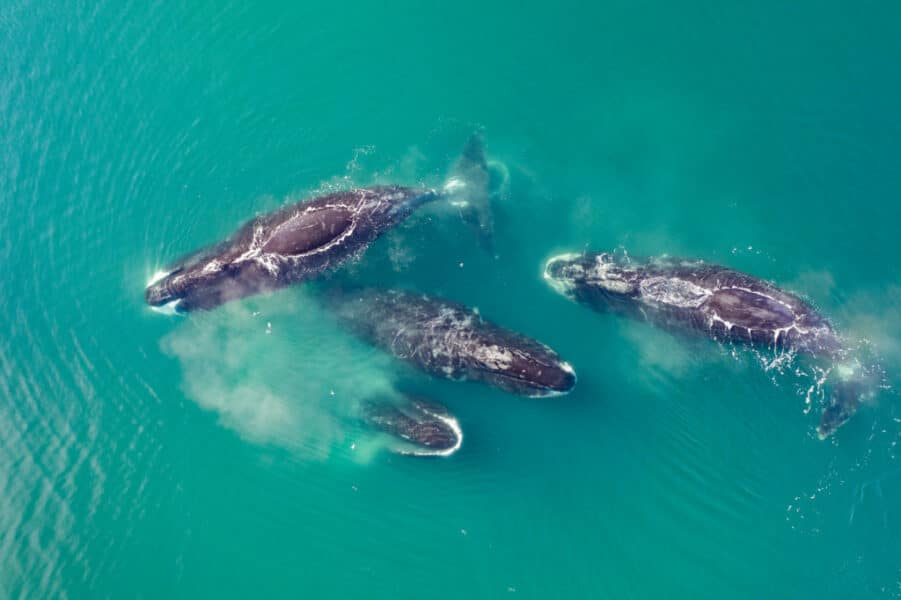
[639,276,711,308]
[583,253,638,294]
[471,344,515,372]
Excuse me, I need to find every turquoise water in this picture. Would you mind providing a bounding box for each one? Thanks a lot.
[2,0,901,597]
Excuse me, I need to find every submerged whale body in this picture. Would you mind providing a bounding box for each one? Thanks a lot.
[329,289,576,397]
[544,251,866,438]
[146,135,491,312]
[363,397,462,456]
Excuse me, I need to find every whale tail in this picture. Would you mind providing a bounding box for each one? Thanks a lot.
[443,131,495,254]
[817,362,880,439]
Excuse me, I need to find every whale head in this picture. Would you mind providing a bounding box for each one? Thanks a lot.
[467,340,577,398]
[363,397,462,456]
[544,251,641,310]
[145,260,269,312]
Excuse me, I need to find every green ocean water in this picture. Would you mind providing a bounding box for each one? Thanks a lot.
[2,0,901,597]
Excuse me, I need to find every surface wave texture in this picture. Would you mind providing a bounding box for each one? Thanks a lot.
[1,0,900,597]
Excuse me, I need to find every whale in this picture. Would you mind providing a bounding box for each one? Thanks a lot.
[145,137,490,312]
[543,251,873,438]
[362,396,462,456]
[447,131,494,253]
[328,288,577,397]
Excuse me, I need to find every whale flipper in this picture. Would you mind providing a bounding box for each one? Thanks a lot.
[444,132,494,253]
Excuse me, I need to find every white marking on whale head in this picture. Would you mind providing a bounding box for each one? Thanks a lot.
[587,253,639,294]
[473,344,515,371]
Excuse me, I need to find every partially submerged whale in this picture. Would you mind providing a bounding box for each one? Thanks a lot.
[146,137,490,312]
[362,397,462,456]
[329,289,576,397]
[446,131,494,253]
[543,251,872,438]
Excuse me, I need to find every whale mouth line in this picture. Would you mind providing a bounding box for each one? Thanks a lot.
[474,363,577,397]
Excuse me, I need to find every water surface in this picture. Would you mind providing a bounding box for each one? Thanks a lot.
[2,1,900,597]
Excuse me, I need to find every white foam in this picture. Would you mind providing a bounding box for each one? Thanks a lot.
[442,176,466,195]
[399,407,463,458]
[543,253,581,297]
[147,269,171,287]
[150,299,182,316]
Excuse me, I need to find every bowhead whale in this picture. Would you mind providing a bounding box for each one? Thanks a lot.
[543,251,872,438]
[363,397,462,456]
[329,289,577,397]
[146,137,489,312]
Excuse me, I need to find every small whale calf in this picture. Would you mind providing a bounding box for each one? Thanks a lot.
[544,251,871,438]
[362,397,462,456]
[329,289,576,397]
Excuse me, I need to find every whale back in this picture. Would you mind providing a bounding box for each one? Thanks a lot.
[329,289,576,397]
[261,205,354,256]
[705,287,797,330]
[635,264,837,353]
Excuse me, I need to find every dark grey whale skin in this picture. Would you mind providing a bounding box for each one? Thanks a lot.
[145,186,437,312]
[362,397,461,455]
[329,289,577,398]
[544,252,862,439]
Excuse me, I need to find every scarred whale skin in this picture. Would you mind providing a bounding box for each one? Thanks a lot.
[544,252,862,438]
[363,397,462,456]
[330,289,577,397]
[146,186,436,311]
[544,252,839,353]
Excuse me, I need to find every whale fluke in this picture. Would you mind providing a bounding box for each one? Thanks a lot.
[444,131,494,253]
